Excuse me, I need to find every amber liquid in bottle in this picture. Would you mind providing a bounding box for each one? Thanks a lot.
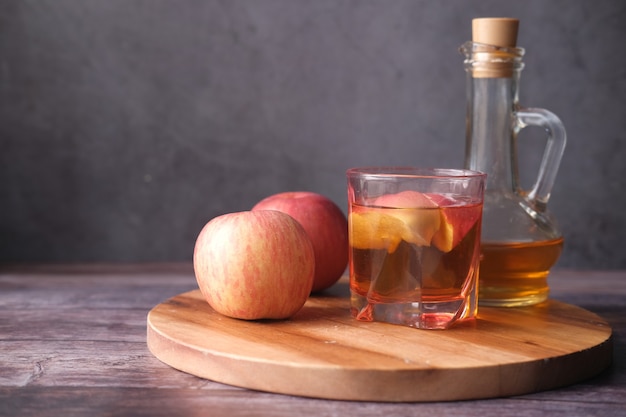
[479,238,564,306]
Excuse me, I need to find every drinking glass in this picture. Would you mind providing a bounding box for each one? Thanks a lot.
[347,167,486,329]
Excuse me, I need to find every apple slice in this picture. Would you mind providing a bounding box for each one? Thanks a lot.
[349,191,441,253]
[427,193,482,253]
[374,190,436,209]
[375,191,442,250]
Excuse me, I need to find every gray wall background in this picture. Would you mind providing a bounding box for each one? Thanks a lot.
[1,0,625,268]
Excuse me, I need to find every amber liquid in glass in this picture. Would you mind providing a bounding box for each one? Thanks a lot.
[478,237,564,307]
[350,202,482,329]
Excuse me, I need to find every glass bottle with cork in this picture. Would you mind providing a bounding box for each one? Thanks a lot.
[460,18,567,307]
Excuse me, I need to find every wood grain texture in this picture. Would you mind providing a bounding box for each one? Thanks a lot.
[1,264,624,416]
[147,284,612,402]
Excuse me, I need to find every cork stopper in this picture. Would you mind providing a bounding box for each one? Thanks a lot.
[472,18,519,47]
[468,18,522,78]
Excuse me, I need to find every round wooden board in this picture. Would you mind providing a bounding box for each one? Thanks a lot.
[146,281,613,402]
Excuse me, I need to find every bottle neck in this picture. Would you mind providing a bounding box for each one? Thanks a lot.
[461,41,524,194]
[464,75,521,193]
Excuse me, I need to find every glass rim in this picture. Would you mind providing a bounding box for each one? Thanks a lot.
[346,166,486,180]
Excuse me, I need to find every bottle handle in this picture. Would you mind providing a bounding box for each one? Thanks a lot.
[515,108,567,211]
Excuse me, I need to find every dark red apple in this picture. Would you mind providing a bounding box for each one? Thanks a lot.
[252,192,348,292]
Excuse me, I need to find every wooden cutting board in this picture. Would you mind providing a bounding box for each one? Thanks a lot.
[146,280,612,402]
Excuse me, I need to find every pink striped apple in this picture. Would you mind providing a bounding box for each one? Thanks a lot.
[193,210,315,320]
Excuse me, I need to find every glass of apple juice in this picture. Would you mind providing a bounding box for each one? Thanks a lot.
[346,167,486,330]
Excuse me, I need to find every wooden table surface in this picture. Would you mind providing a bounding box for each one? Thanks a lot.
[1,264,624,416]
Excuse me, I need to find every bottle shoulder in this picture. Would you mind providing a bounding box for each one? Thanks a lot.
[481,192,561,242]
